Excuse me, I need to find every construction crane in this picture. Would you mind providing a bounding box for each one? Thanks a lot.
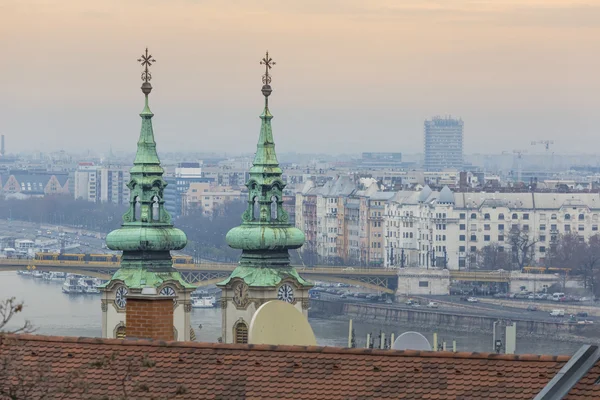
[531,140,554,151]
[513,150,527,183]
[531,140,555,172]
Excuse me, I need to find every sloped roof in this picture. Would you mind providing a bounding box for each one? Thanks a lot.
[453,192,600,211]
[0,334,576,399]
[566,361,600,399]
[418,185,433,202]
[438,186,455,204]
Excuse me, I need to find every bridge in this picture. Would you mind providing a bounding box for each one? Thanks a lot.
[0,259,522,294]
[0,259,401,294]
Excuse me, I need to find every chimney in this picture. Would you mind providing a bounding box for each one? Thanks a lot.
[126,287,174,341]
[1,135,4,157]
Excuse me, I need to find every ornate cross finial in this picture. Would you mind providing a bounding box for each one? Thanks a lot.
[260,51,275,85]
[137,47,156,83]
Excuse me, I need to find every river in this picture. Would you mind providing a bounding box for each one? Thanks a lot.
[0,272,583,356]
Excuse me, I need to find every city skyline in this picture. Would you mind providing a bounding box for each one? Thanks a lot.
[1,0,598,155]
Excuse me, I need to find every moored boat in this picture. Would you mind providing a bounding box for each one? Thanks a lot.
[62,277,83,294]
[192,296,216,309]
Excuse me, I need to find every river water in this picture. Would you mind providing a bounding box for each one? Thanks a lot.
[0,272,583,356]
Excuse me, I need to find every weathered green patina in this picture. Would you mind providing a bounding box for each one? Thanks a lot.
[219,60,311,289]
[102,80,193,290]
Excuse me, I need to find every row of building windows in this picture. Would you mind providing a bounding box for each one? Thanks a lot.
[459,212,597,221]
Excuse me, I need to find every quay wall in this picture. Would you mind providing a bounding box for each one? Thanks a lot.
[477,297,600,317]
[310,299,598,339]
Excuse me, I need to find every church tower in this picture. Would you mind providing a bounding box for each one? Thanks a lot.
[217,52,312,344]
[101,49,195,340]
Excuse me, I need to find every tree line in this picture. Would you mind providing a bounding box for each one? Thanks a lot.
[475,227,600,296]
[0,196,252,263]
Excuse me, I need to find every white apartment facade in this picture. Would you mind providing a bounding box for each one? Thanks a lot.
[384,188,600,270]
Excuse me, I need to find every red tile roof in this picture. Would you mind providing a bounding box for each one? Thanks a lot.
[565,362,600,399]
[0,334,573,399]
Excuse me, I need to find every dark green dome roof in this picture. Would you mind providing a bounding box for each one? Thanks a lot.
[106,226,187,252]
[226,225,304,251]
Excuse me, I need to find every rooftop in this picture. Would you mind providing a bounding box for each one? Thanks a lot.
[2,334,598,399]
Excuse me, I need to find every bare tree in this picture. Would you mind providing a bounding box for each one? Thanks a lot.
[552,233,584,271]
[509,227,538,270]
[577,234,600,296]
[0,298,33,334]
[476,244,511,271]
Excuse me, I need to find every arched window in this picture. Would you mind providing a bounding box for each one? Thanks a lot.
[252,197,259,221]
[270,196,278,221]
[470,213,477,220]
[565,214,571,220]
[116,326,126,339]
[512,213,518,219]
[134,197,141,221]
[484,213,490,220]
[152,196,160,221]
[579,214,585,221]
[498,213,505,220]
[234,322,248,344]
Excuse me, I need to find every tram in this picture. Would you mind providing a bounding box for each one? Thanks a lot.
[34,253,194,265]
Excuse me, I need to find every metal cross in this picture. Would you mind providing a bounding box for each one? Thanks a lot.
[260,51,275,85]
[137,47,156,83]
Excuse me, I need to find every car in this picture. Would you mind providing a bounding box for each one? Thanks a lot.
[342,267,355,271]
[460,296,469,302]
[527,294,535,300]
[576,312,589,318]
[385,299,393,304]
[550,309,565,317]
[527,305,538,311]
[427,302,439,309]
[467,297,478,303]
[406,299,417,306]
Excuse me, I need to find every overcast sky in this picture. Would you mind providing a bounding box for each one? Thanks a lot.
[1,0,599,156]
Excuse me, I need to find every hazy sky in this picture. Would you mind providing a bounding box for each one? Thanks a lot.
[1,0,599,156]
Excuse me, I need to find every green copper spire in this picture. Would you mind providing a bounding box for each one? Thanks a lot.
[220,51,309,288]
[103,49,192,290]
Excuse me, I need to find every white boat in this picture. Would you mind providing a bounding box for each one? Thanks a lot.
[17,270,32,276]
[32,270,44,278]
[192,296,216,309]
[79,278,100,294]
[62,278,83,294]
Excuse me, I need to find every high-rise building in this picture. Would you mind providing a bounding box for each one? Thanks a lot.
[74,163,130,205]
[423,116,464,171]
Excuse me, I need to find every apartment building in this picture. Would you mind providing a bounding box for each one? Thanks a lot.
[296,176,380,266]
[73,163,129,204]
[384,187,600,270]
[183,182,243,217]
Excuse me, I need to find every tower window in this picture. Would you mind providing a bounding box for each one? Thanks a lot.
[134,196,141,221]
[252,196,259,221]
[234,322,248,344]
[116,326,126,339]
[152,196,160,221]
[271,196,278,221]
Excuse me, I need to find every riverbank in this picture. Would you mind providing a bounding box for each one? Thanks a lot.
[309,300,600,345]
